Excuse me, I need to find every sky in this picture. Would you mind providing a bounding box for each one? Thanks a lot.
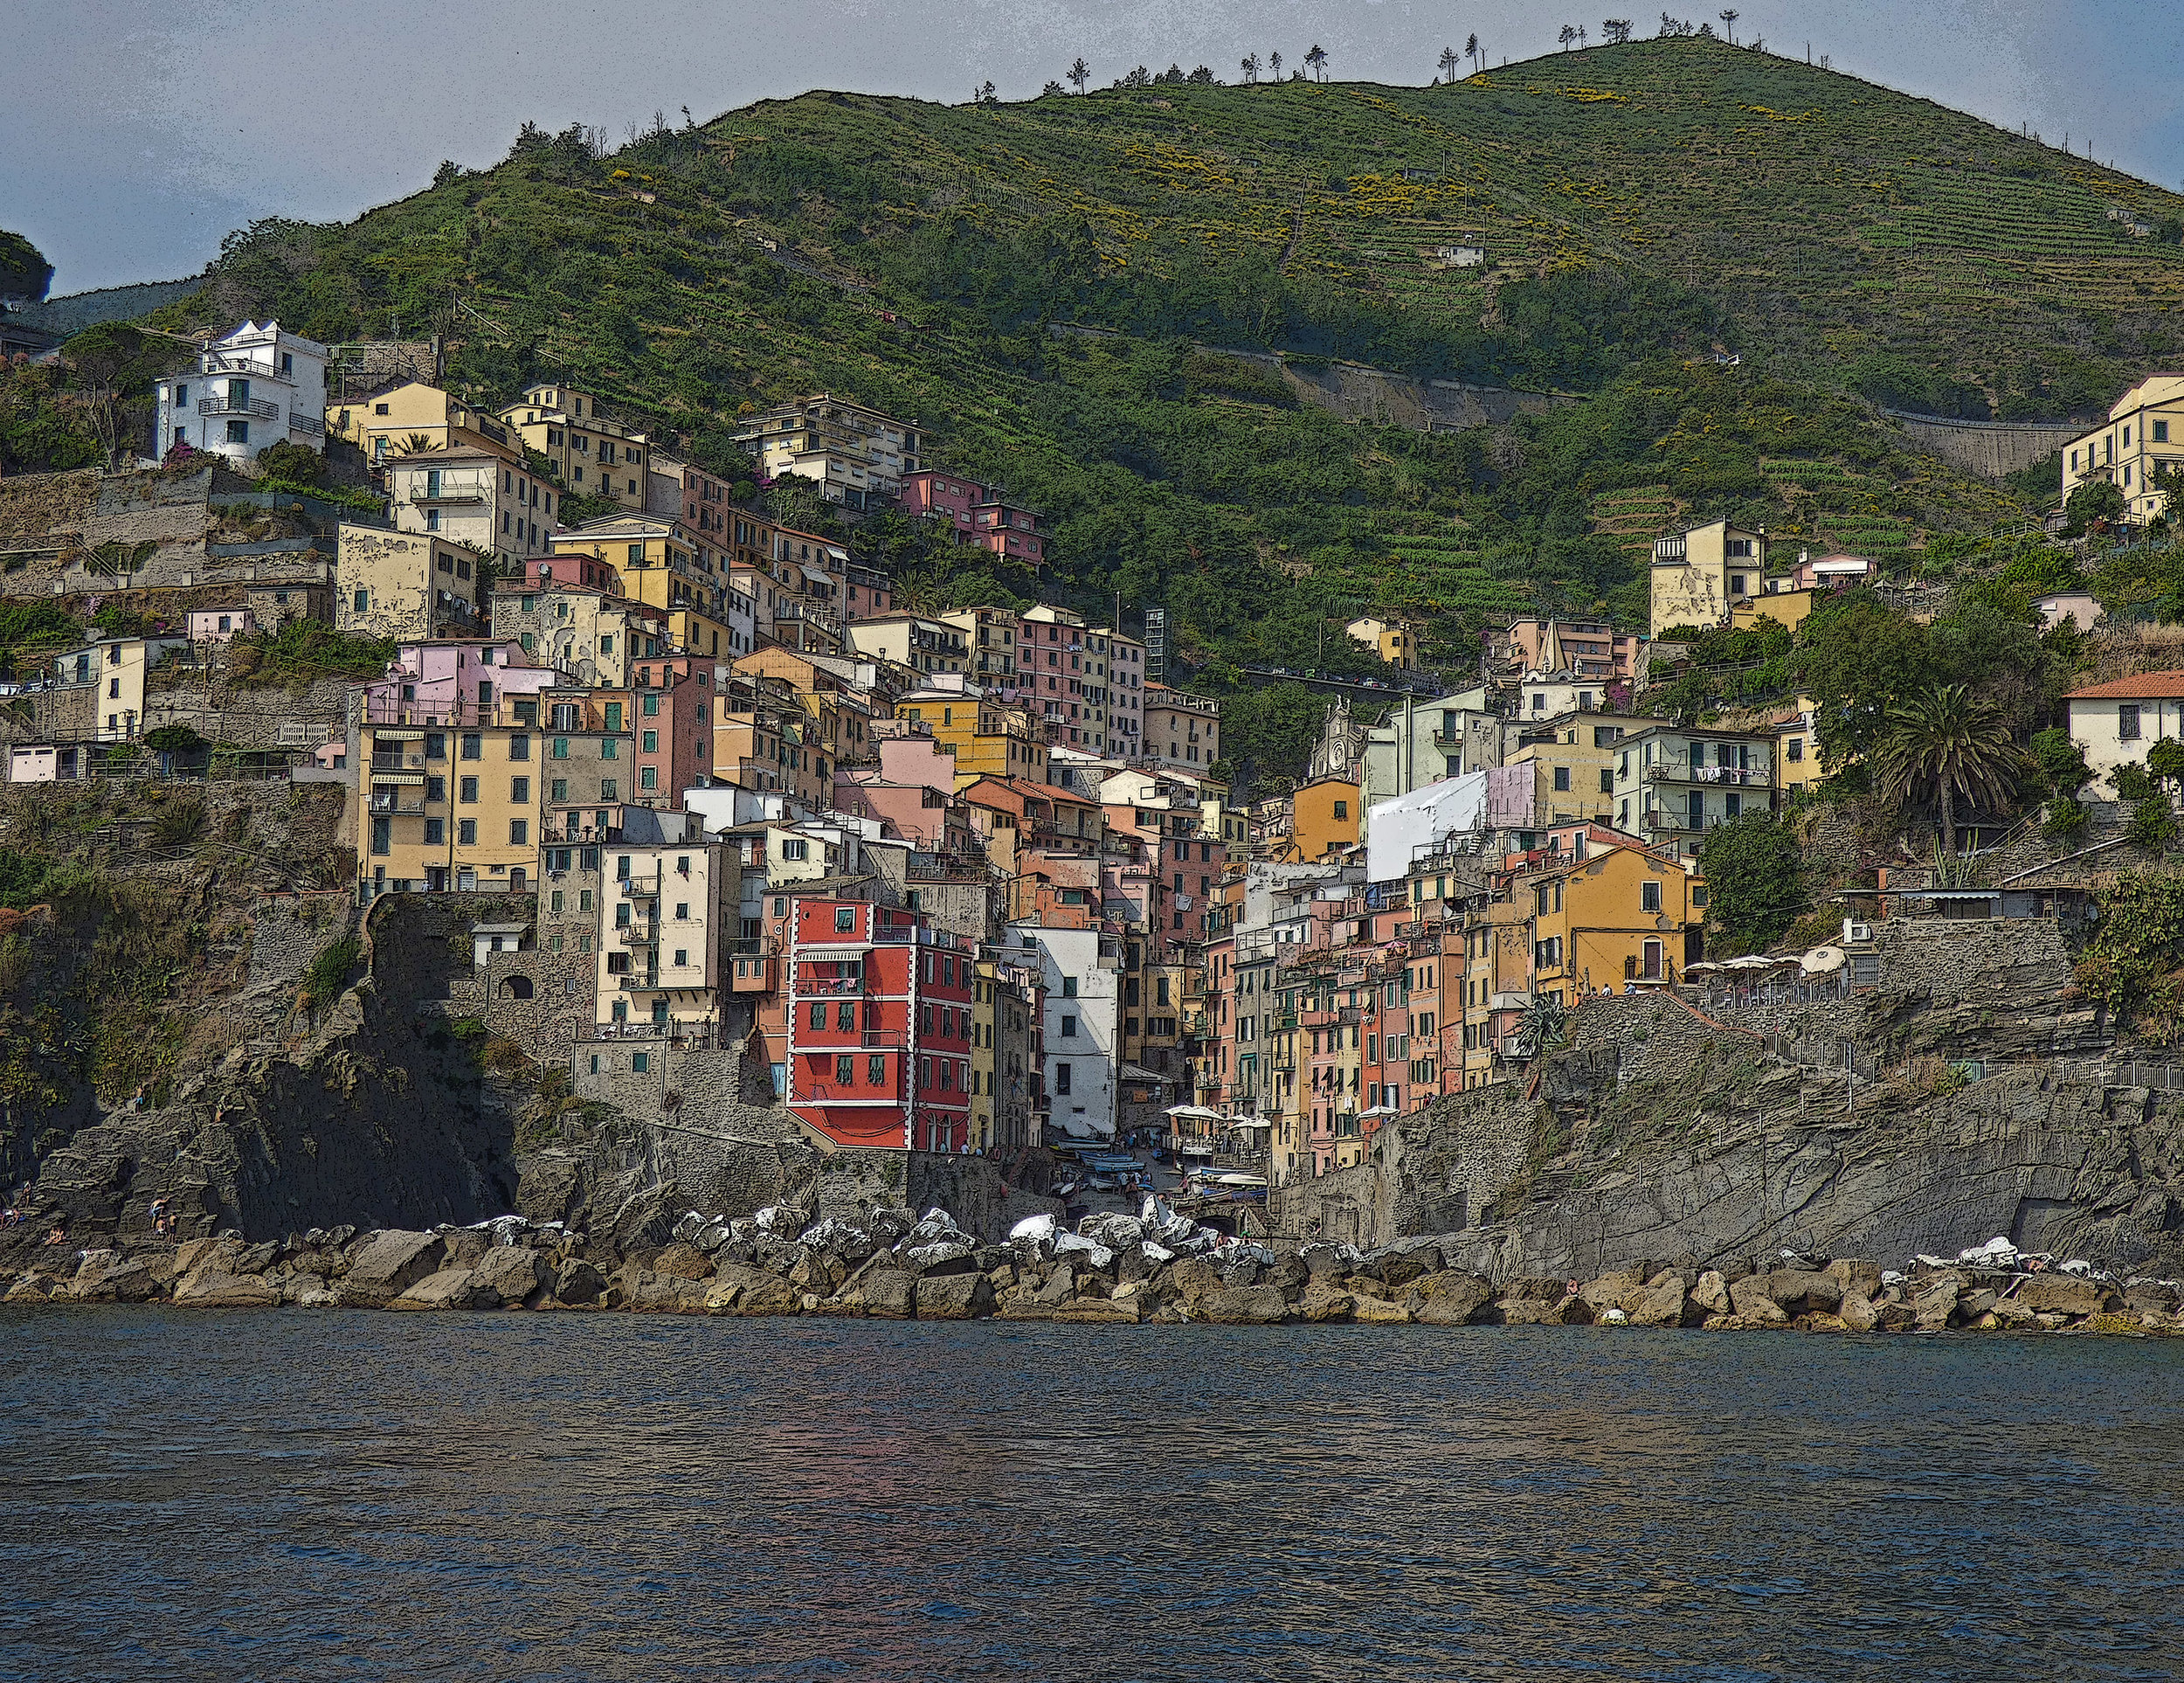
[5,0,2182,294]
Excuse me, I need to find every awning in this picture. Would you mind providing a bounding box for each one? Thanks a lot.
[1801,945,1847,975]
[1225,1117,1273,1132]
[1165,1104,1220,1120]
[1056,1117,1103,1139]
[1358,1105,1397,1119]
[371,772,425,786]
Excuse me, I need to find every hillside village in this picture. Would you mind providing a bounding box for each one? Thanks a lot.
[11,35,2184,1284]
[4,310,2184,1223]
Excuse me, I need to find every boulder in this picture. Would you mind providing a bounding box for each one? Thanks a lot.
[605,1183,686,1256]
[1629,1278,1689,1327]
[172,1268,280,1308]
[1727,1275,1789,1324]
[914,1272,996,1320]
[336,1230,448,1309]
[472,1247,546,1306]
[74,1255,171,1304]
[706,1265,798,1316]
[390,1268,495,1312]
[1691,1271,1733,1317]
[853,1270,918,1319]
[1298,1243,1348,1278]
[1838,1290,1878,1333]
[2015,1275,2113,1317]
[553,1259,607,1306]
[283,1272,335,1307]
[1763,1269,1842,1312]
[1823,1257,1884,1301]
[1168,1257,1221,1307]
[649,1243,715,1282]
[903,1241,978,1276]
[1990,1296,2037,1327]
[1296,1279,1355,1322]
[1959,1287,1999,1321]
[1578,1267,1651,1313]
[997,1285,1054,1321]
[1914,1281,1961,1332]
[1200,1285,1289,1325]
[1350,1292,1414,1324]
[1414,1272,1494,1325]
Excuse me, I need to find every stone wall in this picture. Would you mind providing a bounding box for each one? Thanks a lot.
[1885,412,2077,480]
[446,943,600,1062]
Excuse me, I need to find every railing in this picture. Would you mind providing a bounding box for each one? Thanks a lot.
[370,753,425,773]
[794,976,867,996]
[287,412,326,440]
[202,356,291,384]
[366,793,427,815]
[1642,763,1771,786]
[199,396,279,420]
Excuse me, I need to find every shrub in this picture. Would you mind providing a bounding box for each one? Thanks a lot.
[2042,796,2089,842]
[143,724,205,753]
[149,800,207,847]
[300,932,361,1010]
[2129,796,2177,855]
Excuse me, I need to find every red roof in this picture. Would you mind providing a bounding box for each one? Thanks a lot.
[2067,671,2184,701]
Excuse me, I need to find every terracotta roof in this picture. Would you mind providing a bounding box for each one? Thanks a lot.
[2068,671,2184,700]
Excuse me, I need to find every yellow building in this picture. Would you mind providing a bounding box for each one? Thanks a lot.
[2062,373,2184,523]
[546,516,737,661]
[1507,713,1660,829]
[1288,777,1359,861]
[52,634,180,742]
[500,384,651,509]
[1649,518,1768,636]
[489,579,670,688]
[359,703,548,897]
[327,380,519,468]
[1730,585,1818,636]
[1344,615,1419,668]
[1519,836,1704,1000]
[336,524,484,641]
[898,687,1048,782]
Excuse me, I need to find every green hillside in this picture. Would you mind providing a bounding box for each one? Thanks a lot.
[55,38,2178,783]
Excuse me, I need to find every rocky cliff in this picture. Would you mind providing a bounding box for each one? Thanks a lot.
[1276,918,2184,1281]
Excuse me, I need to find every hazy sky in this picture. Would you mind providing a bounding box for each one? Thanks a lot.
[6,1,2181,294]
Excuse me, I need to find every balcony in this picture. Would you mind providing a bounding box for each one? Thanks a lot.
[793,974,867,997]
[1641,762,1771,787]
[199,395,279,420]
[366,793,427,815]
[287,412,326,440]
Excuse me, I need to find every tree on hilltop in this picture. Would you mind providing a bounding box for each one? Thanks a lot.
[1560,24,1578,49]
[1438,45,1460,81]
[1270,51,1284,78]
[1305,45,1328,80]
[1241,52,1260,84]
[1465,33,1481,73]
[1603,19,1634,44]
[1718,8,1738,43]
[1068,58,1089,93]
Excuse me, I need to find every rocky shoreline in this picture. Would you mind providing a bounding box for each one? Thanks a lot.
[6,1203,2180,1336]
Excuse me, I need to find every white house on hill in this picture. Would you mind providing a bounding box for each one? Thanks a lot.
[155,321,328,468]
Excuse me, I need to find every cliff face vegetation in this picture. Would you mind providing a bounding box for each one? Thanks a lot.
[0,780,529,1238]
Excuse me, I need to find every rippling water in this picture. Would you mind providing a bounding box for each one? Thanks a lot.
[3,1310,2182,1680]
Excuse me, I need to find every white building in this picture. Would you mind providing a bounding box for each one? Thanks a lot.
[386,447,560,568]
[1007,921,1119,1143]
[596,822,740,1037]
[2066,671,2184,786]
[156,321,328,467]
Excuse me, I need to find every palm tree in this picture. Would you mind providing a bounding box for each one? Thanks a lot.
[1718,8,1738,42]
[1241,52,1260,84]
[1068,58,1089,94]
[1875,683,2020,858]
[1559,24,1577,49]
[1305,44,1328,80]
[1438,45,1460,81]
[1465,32,1481,73]
[1269,51,1282,78]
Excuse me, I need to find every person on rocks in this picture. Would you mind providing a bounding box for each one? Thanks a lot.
[43,1226,66,1247]
[149,1197,169,1237]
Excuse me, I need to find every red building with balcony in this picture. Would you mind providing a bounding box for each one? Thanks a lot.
[786,897,973,1152]
[896,469,1046,567]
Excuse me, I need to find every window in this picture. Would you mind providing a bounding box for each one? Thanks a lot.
[642,731,658,754]
[1061,1015,1077,1038]
[639,766,658,791]
[226,419,249,445]
[599,779,618,800]
[459,776,479,803]
[604,703,622,731]
[1692,885,1709,908]
[834,906,856,932]
[352,589,368,613]
[458,819,477,845]
[1054,1062,1072,1094]
[426,732,446,760]
[1600,768,1614,794]
[424,818,444,844]
[632,1052,649,1075]
[1641,880,1662,913]
[1553,766,1571,793]
[509,735,530,761]
[2121,703,2143,741]
[550,779,567,802]
[509,777,529,804]
[551,738,569,760]
[836,1055,855,1085]
[2160,421,2172,444]
[642,694,660,718]
[1061,975,1077,998]
[509,820,528,845]
[1787,738,1805,764]
[868,1056,886,1086]
[460,733,481,760]
[1333,800,1347,821]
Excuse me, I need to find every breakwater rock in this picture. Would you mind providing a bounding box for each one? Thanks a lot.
[6,1204,2175,1337]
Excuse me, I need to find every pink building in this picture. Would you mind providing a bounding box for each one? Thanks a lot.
[525,551,621,593]
[1502,618,1643,682]
[897,469,1046,567]
[188,607,256,641]
[362,640,561,724]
